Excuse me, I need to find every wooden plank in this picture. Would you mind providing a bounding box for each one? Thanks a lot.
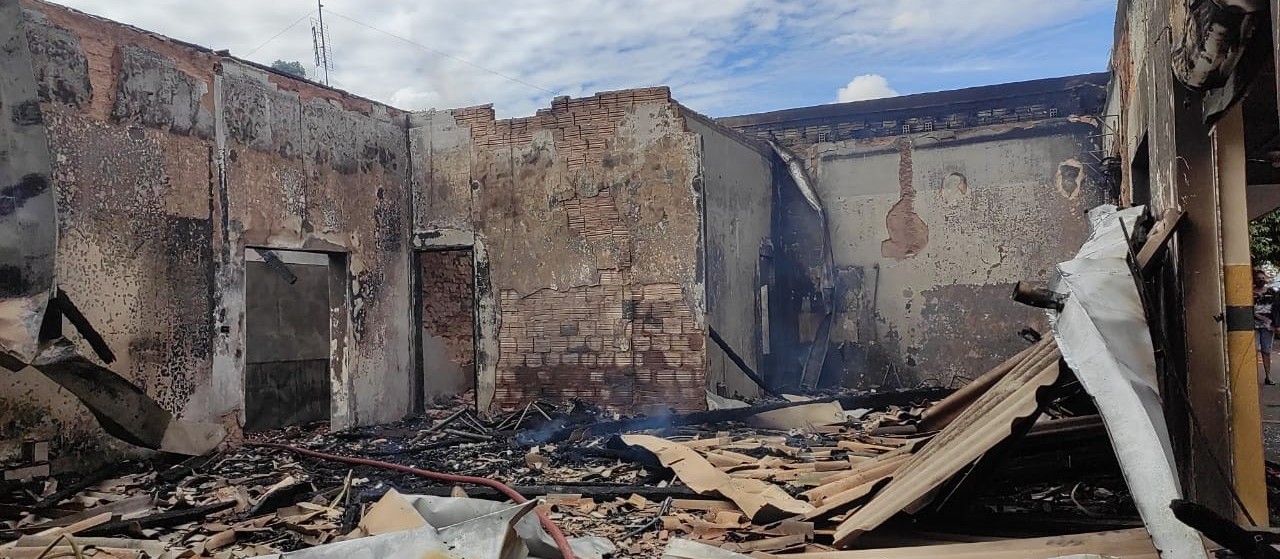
[803,477,891,521]
[1137,209,1186,274]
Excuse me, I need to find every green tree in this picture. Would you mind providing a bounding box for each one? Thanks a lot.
[1251,208,1280,267]
[270,60,307,79]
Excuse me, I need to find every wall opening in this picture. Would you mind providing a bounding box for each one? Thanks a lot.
[414,248,477,410]
[243,249,334,431]
[1131,136,1151,205]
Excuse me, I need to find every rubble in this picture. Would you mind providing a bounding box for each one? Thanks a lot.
[0,378,1155,559]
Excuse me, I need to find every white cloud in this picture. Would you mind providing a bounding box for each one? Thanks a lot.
[837,74,899,103]
[44,0,1112,117]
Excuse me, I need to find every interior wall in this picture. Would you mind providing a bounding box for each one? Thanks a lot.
[685,115,772,400]
[720,77,1110,389]
[243,251,330,431]
[0,0,413,461]
[418,248,475,402]
[409,90,709,414]
[808,122,1105,387]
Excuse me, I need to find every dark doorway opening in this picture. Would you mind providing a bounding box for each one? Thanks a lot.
[244,248,333,431]
[414,248,477,411]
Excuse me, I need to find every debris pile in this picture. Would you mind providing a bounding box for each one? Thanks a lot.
[0,351,1154,559]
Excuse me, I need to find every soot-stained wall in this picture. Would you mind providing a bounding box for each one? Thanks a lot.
[0,0,411,462]
[410,89,712,414]
[418,248,476,402]
[685,115,773,400]
[722,74,1110,389]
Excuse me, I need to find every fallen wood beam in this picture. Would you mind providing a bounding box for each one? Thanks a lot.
[79,501,236,537]
[1011,281,1065,311]
[539,387,952,443]
[1137,209,1185,274]
[802,453,911,507]
[708,325,776,397]
[1170,499,1280,559]
[51,289,115,364]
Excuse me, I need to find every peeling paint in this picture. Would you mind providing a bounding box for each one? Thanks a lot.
[881,137,929,259]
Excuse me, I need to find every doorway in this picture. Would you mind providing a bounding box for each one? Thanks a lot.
[414,248,477,410]
[243,248,334,431]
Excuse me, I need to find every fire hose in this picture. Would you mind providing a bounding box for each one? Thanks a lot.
[252,442,577,559]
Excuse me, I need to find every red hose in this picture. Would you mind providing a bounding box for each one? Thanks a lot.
[254,442,577,559]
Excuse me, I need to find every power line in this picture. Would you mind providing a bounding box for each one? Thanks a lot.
[245,9,315,57]
[321,9,556,95]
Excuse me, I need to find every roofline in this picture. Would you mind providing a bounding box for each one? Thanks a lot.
[719,72,1110,128]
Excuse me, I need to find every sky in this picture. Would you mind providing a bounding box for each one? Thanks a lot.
[51,0,1117,118]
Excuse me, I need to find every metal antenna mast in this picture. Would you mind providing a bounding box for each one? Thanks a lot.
[310,0,333,85]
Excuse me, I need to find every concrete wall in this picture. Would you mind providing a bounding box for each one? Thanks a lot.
[812,122,1104,386]
[418,248,475,402]
[685,115,772,400]
[409,89,709,414]
[722,75,1110,389]
[0,0,412,461]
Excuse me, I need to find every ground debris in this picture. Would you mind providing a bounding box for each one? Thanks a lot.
[0,382,1152,558]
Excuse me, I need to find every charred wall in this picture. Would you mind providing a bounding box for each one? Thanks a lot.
[418,248,476,401]
[0,0,412,463]
[409,89,709,414]
[721,74,1110,389]
[684,114,773,400]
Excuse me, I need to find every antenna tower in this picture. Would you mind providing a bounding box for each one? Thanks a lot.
[310,1,333,85]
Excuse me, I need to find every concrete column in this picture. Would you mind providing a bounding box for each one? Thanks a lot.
[1212,105,1268,524]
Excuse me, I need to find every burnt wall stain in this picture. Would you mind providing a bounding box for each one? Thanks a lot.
[881,137,928,259]
[917,282,1047,386]
[739,102,1104,390]
[111,45,210,137]
[45,108,216,416]
[21,9,92,109]
[7,0,416,459]
[12,100,43,125]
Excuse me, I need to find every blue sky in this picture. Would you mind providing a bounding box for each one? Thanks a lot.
[53,0,1116,118]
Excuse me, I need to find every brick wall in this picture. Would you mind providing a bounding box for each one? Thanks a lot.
[494,272,704,411]
[450,87,673,170]
[429,87,707,413]
[420,249,475,390]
